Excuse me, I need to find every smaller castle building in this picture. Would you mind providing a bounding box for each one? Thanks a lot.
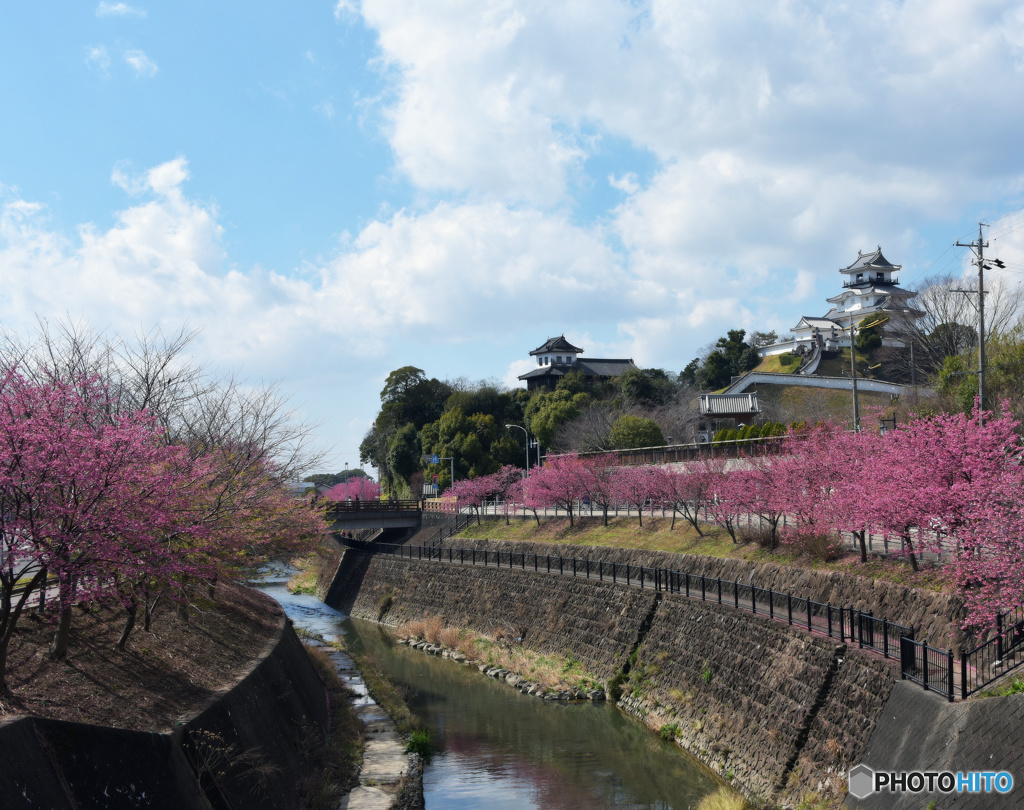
[517,335,637,391]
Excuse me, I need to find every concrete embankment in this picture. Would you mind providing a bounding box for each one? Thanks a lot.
[0,599,331,810]
[319,538,903,806]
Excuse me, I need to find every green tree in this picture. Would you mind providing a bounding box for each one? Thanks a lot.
[608,415,666,449]
[692,329,761,390]
[618,367,675,408]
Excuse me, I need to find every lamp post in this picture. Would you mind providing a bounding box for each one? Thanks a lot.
[505,424,530,477]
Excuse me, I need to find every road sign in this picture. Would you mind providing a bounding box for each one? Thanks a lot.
[430,454,440,464]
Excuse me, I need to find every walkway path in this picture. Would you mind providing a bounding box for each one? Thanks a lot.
[317,643,411,810]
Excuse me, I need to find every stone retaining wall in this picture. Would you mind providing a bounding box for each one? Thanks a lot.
[329,549,900,806]
[0,599,331,810]
[438,537,967,651]
[346,554,658,677]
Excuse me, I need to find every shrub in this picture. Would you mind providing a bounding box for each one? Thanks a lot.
[423,616,444,644]
[784,531,843,562]
[405,730,432,760]
[438,627,460,649]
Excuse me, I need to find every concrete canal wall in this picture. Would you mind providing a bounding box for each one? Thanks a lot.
[0,604,331,810]
[322,539,906,806]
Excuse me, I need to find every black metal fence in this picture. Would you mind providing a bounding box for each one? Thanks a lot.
[960,606,1024,699]
[901,637,955,701]
[374,542,911,664]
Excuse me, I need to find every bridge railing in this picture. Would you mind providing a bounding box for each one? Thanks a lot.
[326,499,420,514]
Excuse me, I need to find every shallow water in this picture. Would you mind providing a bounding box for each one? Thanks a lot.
[258,574,721,809]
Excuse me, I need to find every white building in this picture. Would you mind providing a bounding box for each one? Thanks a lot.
[760,247,921,359]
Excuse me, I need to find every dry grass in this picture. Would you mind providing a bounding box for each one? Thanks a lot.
[397,614,602,692]
[284,554,319,595]
[300,643,363,809]
[695,787,750,810]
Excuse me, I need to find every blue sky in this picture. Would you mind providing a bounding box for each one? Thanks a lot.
[2,1,1024,475]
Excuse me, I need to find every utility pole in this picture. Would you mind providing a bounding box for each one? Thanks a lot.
[955,223,1005,414]
[849,316,860,431]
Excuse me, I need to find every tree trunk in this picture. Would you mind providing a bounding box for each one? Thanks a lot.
[49,603,73,660]
[35,567,48,614]
[856,530,868,563]
[903,533,920,572]
[207,572,218,600]
[0,568,46,693]
[117,598,138,650]
[144,594,162,632]
[177,575,190,623]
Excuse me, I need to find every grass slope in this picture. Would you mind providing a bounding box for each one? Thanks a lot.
[457,516,951,592]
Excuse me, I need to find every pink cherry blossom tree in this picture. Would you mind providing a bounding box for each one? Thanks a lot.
[612,465,666,527]
[525,453,587,527]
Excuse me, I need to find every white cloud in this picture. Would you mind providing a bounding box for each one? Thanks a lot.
[503,358,535,388]
[315,99,336,120]
[334,1,358,20]
[85,45,111,76]
[96,2,146,17]
[355,0,1024,217]
[124,49,158,78]
[608,173,639,195]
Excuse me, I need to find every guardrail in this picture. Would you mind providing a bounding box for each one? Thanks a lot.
[327,499,421,513]
[374,542,912,666]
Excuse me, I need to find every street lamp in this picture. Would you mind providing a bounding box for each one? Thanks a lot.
[505,424,530,477]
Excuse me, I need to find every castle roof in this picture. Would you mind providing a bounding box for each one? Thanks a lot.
[840,246,901,275]
[529,335,583,356]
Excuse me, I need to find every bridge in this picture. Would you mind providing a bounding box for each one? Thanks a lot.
[326,499,422,532]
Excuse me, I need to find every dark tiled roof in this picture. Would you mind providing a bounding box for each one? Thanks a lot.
[700,393,760,416]
[577,358,636,377]
[517,366,568,381]
[840,246,901,274]
[530,335,584,356]
[517,357,636,382]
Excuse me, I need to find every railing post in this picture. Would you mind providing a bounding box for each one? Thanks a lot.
[560,556,563,575]
[599,561,603,581]
[769,589,774,619]
[573,558,577,577]
[857,611,863,649]
[418,545,422,560]
[612,562,616,583]
[534,554,538,572]
[960,650,968,700]
[718,578,723,605]
[586,559,590,579]
[883,619,889,658]
[807,599,812,632]
[827,604,832,638]
[997,612,1005,662]
[752,587,757,615]
[700,575,705,600]
[472,549,476,565]
[787,593,792,625]
[947,649,955,702]
[547,555,551,573]
[627,565,631,586]
[640,568,645,589]
[922,645,929,691]
[685,572,689,597]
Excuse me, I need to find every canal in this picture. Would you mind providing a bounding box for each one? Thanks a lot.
[260,574,722,809]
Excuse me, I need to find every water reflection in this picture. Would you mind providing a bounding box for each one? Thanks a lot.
[259,576,720,809]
